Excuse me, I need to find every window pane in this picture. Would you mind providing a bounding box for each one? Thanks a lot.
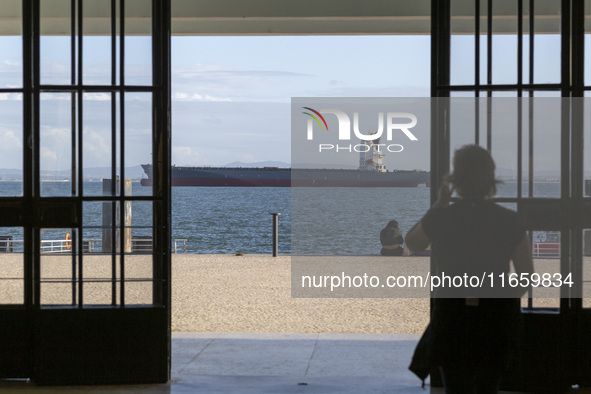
[124,278,153,305]
[534,35,561,84]
[530,99,561,197]
[83,0,112,85]
[128,201,153,254]
[41,0,72,85]
[83,93,114,196]
[83,201,120,254]
[125,36,152,86]
[124,0,152,85]
[125,92,152,195]
[40,93,75,197]
[82,202,102,253]
[584,99,591,197]
[82,254,118,306]
[0,0,22,89]
[0,93,23,196]
[0,36,22,89]
[40,227,78,306]
[522,230,561,310]
[89,198,130,254]
[449,98,479,153]
[0,227,24,305]
[450,0,475,86]
[533,1,561,85]
[583,228,591,308]
[491,1,518,85]
[490,98,519,197]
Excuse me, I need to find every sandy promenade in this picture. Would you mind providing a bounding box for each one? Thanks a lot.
[0,253,430,334]
[0,253,579,333]
[171,254,430,333]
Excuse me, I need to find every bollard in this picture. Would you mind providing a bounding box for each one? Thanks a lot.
[270,212,281,257]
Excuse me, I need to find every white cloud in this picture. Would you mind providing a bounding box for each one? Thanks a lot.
[38,127,71,171]
[170,63,308,102]
[171,101,291,166]
[39,93,70,101]
[82,92,111,101]
[40,147,58,162]
[0,93,22,101]
[329,80,346,86]
[0,128,22,169]
[173,91,232,102]
[202,94,231,102]
[0,128,23,150]
[41,127,69,139]
[82,128,111,167]
[172,146,200,166]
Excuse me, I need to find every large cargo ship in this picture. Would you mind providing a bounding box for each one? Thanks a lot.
[140,139,429,187]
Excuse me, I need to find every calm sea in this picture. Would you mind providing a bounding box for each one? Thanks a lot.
[0,181,560,255]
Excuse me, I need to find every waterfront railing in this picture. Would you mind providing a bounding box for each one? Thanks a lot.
[0,237,189,254]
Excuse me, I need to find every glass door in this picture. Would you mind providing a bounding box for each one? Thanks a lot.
[432,0,588,390]
[0,0,171,384]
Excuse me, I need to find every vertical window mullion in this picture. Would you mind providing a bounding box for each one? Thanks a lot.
[527,0,534,310]
[570,0,585,311]
[77,0,83,308]
[486,0,492,151]
[516,0,524,93]
[32,0,41,308]
[560,0,570,201]
[517,0,523,199]
[153,0,172,308]
[474,0,480,145]
[70,0,78,308]
[110,0,118,306]
[119,0,125,307]
[22,0,34,308]
[71,0,76,197]
[528,0,534,200]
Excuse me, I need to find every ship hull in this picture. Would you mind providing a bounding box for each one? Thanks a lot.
[141,176,291,187]
[140,165,430,187]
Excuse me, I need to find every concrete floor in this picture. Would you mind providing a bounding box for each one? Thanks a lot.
[0,332,586,393]
[0,333,433,393]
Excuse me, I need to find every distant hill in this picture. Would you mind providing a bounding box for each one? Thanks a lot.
[0,168,22,181]
[292,162,358,170]
[0,165,146,181]
[496,168,562,181]
[77,166,146,180]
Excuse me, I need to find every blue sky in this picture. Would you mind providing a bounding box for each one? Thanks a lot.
[170,36,430,167]
[0,34,589,175]
[0,35,431,172]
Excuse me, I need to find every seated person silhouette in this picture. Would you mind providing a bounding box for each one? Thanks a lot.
[380,220,404,256]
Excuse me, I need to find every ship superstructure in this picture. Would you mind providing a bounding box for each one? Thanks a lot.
[358,136,386,172]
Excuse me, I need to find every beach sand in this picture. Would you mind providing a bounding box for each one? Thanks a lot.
[0,253,583,333]
[171,254,430,333]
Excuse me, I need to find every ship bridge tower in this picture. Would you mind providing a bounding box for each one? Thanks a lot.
[358,134,386,172]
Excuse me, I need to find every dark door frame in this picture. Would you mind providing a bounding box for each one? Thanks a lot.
[431,0,590,390]
[0,0,171,385]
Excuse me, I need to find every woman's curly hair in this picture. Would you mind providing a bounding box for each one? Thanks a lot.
[446,144,500,199]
